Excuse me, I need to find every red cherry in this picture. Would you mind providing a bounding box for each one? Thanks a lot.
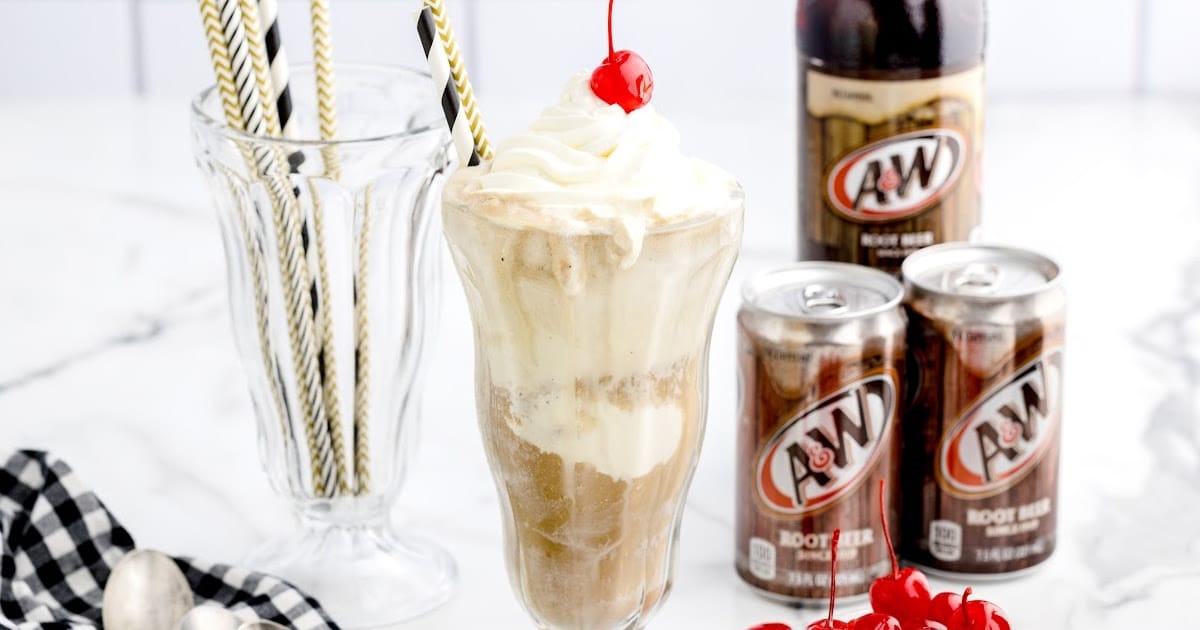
[589,0,654,112]
[805,530,850,630]
[590,51,654,113]
[869,480,932,623]
[917,623,948,630]
[949,600,1011,630]
[806,622,850,630]
[850,613,902,630]
[749,624,794,630]
[870,568,932,623]
[927,592,963,626]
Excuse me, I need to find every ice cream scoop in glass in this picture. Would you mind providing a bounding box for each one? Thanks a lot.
[442,72,744,629]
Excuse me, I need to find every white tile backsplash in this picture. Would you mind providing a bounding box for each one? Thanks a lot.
[139,0,470,97]
[1145,0,1200,94]
[986,0,1142,97]
[0,1,1193,100]
[474,0,793,123]
[0,0,137,99]
[141,0,221,99]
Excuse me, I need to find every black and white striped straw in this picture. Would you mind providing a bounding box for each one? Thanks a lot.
[257,0,296,139]
[211,0,344,498]
[417,6,483,167]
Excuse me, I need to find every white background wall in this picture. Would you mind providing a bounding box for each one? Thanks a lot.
[0,0,1193,259]
[4,0,1195,254]
[1,0,1199,104]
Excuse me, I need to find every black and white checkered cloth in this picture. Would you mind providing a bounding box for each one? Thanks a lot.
[0,450,339,629]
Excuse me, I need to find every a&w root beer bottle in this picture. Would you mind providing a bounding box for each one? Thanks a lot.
[797,0,986,274]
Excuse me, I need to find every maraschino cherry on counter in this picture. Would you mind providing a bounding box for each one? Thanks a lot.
[746,481,1013,630]
[949,588,1011,630]
[872,480,932,625]
[589,0,654,113]
[806,530,849,630]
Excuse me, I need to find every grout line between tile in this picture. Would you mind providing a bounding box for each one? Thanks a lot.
[1134,0,1150,95]
[463,0,483,95]
[130,0,147,96]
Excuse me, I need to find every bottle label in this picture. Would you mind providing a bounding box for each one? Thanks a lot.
[800,65,984,271]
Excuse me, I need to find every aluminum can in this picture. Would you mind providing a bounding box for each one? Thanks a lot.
[902,243,1065,577]
[736,262,906,602]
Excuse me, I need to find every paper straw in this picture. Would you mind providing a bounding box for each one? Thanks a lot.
[204,0,343,498]
[417,8,479,167]
[309,0,341,177]
[353,190,373,495]
[256,0,297,139]
[301,0,373,495]
[418,0,493,163]
[216,0,264,136]
[224,0,336,482]
[300,1,361,494]
[197,0,295,474]
[238,0,352,497]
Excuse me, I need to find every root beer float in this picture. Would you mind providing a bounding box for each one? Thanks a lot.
[797,0,987,273]
[901,244,1065,577]
[443,0,744,626]
[736,263,906,602]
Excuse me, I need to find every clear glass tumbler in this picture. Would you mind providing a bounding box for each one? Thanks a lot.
[443,194,744,629]
[191,65,455,628]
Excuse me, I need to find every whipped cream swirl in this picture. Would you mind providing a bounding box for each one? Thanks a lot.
[445,72,739,267]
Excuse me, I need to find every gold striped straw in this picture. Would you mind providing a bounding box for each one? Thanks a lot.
[305,0,373,495]
[197,0,295,473]
[238,0,351,497]
[421,0,493,161]
[310,0,342,176]
[199,0,344,498]
[353,189,373,495]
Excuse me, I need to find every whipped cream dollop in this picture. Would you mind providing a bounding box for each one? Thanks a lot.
[445,72,739,267]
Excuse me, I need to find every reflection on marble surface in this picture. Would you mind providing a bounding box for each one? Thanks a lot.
[4,98,1200,627]
[1074,258,1200,626]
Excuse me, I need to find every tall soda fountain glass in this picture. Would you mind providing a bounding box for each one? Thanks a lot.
[442,70,745,628]
[190,65,455,627]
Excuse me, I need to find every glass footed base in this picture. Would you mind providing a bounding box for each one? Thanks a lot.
[245,518,456,628]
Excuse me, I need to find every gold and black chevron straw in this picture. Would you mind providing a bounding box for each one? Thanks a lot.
[417,0,493,167]
[198,0,355,498]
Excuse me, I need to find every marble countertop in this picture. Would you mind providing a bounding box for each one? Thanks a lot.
[3,95,1200,628]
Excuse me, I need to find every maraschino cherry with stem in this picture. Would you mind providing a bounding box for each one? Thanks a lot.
[869,480,932,625]
[590,0,654,113]
[950,588,974,630]
[851,612,902,630]
[927,590,963,627]
[948,587,1012,630]
[806,530,850,630]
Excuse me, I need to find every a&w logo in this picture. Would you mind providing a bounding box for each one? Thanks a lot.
[939,350,1063,497]
[757,374,896,515]
[826,128,966,222]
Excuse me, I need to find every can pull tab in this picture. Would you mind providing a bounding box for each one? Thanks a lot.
[800,284,849,315]
[948,263,1002,295]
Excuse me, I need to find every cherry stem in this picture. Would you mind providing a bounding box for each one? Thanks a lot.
[879,479,899,576]
[961,587,973,629]
[827,529,841,628]
[606,0,615,59]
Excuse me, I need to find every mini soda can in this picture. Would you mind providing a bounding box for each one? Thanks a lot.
[736,262,906,602]
[901,243,1065,577]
